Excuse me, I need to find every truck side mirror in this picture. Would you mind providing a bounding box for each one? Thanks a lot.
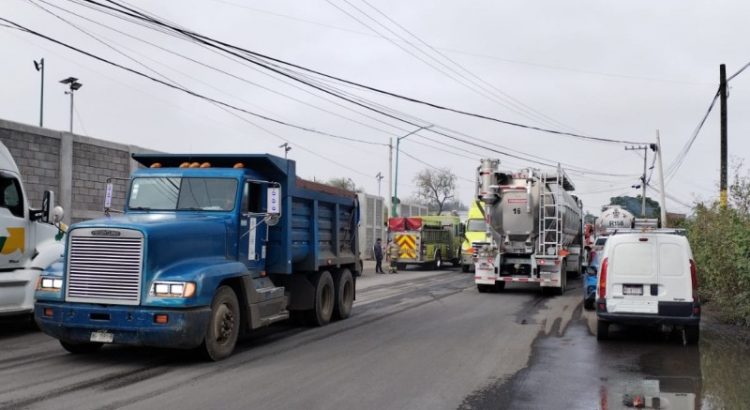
[266,186,281,226]
[42,190,55,223]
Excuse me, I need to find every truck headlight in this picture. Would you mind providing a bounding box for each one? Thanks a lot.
[151,281,196,298]
[38,276,63,291]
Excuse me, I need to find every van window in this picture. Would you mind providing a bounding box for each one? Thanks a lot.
[595,237,607,246]
[659,243,685,276]
[612,242,653,276]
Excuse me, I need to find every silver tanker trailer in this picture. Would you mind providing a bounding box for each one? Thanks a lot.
[595,204,635,234]
[473,159,584,294]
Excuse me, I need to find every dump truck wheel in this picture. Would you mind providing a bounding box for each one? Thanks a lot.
[333,269,354,320]
[60,340,103,354]
[309,271,335,326]
[202,286,240,361]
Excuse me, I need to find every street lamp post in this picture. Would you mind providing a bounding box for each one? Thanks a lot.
[392,124,433,217]
[34,58,44,127]
[279,142,291,159]
[59,77,82,133]
[375,172,384,197]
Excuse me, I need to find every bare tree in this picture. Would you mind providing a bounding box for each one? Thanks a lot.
[326,177,362,193]
[413,168,457,215]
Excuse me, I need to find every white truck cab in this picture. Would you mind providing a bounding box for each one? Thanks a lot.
[0,142,65,316]
[595,229,700,343]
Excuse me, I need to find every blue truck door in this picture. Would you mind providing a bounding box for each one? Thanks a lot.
[239,180,268,275]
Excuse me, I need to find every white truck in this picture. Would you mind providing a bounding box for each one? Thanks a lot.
[0,141,65,317]
[474,159,584,294]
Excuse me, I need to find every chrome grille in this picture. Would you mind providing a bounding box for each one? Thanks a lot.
[472,242,490,255]
[66,228,144,305]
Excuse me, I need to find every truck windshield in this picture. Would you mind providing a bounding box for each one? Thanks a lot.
[467,219,486,232]
[128,177,238,211]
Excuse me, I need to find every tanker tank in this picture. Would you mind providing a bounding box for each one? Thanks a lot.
[595,205,635,232]
[477,159,582,256]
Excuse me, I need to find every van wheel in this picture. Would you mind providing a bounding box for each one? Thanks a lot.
[684,325,700,344]
[308,271,335,326]
[596,320,609,341]
[583,299,595,310]
[333,269,354,320]
[60,340,103,354]
[202,286,240,361]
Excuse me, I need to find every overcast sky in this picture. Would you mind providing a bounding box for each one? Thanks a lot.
[2,0,749,215]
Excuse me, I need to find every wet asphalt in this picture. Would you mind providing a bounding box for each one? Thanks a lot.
[0,266,748,410]
[460,297,750,410]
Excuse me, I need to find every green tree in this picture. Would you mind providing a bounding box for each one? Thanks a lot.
[609,195,661,218]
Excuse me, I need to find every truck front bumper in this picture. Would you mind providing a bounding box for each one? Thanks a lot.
[35,302,211,349]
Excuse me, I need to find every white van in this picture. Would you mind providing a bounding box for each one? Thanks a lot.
[595,229,700,343]
[0,142,65,317]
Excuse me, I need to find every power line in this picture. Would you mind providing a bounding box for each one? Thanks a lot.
[0,16,389,149]
[353,0,582,133]
[665,88,720,182]
[82,0,646,145]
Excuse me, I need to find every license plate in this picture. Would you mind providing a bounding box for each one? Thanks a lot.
[90,330,114,343]
[623,285,643,296]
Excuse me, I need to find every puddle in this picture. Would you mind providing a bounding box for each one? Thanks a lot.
[460,308,750,410]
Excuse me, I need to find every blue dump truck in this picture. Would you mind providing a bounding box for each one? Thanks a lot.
[34,154,360,360]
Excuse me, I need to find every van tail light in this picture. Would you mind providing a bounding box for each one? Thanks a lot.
[598,258,608,299]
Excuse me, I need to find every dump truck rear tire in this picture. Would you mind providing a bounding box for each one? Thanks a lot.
[333,269,354,320]
[309,271,335,326]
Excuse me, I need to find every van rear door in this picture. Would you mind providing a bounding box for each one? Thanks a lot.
[607,236,659,314]
[656,235,692,302]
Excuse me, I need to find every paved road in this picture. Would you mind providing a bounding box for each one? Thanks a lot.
[0,268,747,409]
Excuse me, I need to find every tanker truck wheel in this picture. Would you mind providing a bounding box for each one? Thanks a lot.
[202,286,240,361]
[332,269,354,320]
[308,271,335,326]
[477,284,494,293]
[556,262,567,296]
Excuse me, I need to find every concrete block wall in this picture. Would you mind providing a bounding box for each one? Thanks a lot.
[0,119,153,224]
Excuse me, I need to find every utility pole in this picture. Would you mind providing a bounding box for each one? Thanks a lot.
[719,63,728,209]
[34,58,44,127]
[625,144,650,217]
[375,172,384,198]
[656,130,668,227]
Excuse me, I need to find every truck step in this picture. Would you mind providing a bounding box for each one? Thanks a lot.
[259,311,290,326]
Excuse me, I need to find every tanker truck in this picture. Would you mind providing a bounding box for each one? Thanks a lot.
[595,205,635,234]
[35,154,359,360]
[473,159,583,294]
